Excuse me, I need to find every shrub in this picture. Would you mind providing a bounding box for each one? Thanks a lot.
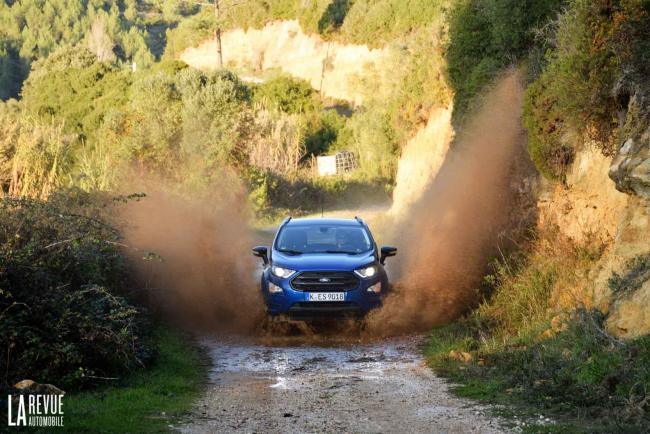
[21,47,132,137]
[0,0,159,99]
[523,0,650,179]
[522,73,575,180]
[0,36,28,100]
[0,192,149,389]
[246,168,390,219]
[304,108,350,156]
[338,0,444,46]
[446,0,563,123]
[7,117,76,199]
[252,75,320,114]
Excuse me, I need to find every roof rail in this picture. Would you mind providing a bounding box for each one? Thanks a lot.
[280,216,292,226]
[354,216,365,225]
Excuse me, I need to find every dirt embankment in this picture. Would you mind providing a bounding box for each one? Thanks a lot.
[366,71,535,335]
[538,143,650,338]
[180,20,391,105]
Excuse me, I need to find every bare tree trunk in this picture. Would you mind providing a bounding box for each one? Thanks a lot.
[214,0,223,68]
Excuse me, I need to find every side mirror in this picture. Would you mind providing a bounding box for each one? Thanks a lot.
[252,246,269,265]
[380,246,397,265]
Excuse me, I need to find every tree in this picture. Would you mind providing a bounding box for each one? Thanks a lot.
[187,0,248,68]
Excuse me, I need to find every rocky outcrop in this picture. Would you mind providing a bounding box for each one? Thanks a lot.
[602,124,650,338]
[537,141,650,338]
[14,379,65,395]
[538,146,628,244]
[609,131,650,201]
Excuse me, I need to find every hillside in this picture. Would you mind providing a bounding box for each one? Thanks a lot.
[1,0,649,432]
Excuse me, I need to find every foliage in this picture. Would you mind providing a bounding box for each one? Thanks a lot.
[0,0,171,100]
[7,117,77,199]
[428,311,650,431]
[425,230,649,430]
[164,8,216,59]
[21,48,132,139]
[523,0,650,179]
[304,107,351,156]
[446,0,564,123]
[246,110,306,177]
[252,75,320,114]
[0,192,149,390]
[346,106,398,180]
[338,0,446,46]
[522,72,575,180]
[0,101,21,190]
[0,36,28,100]
[247,168,390,220]
[63,328,205,433]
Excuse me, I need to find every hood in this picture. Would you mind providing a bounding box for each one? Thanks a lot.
[271,250,376,271]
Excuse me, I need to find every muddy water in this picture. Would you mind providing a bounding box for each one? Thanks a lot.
[177,335,509,433]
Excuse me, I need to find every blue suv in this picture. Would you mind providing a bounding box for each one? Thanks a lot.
[252,217,397,320]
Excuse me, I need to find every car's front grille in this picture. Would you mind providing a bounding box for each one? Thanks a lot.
[290,271,359,292]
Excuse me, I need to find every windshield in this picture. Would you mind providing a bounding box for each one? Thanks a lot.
[275,224,373,254]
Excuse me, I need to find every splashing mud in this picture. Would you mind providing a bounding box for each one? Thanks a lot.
[114,71,531,340]
[365,71,529,335]
[118,180,264,333]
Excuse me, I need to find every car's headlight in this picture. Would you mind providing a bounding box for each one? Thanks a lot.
[354,265,377,278]
[271,266,296,279]
[268,282,283,294]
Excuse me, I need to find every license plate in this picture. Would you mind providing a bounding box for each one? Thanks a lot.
[306,292,345,302]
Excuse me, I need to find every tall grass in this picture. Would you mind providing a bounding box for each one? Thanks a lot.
[8,118,76,199]
[425,228,650,430]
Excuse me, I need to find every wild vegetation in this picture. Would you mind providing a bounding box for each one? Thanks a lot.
[426,230,650,431]
[523,0,650,179]
[0,191,147,389]
[0,0,188,100]
[424,0,650,430]
[1,0,649,431]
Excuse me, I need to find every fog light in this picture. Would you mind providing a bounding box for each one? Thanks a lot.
[367,282,381,294]
[268,282,283,294]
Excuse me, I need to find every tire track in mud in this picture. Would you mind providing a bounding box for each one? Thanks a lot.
[175,335,510,433]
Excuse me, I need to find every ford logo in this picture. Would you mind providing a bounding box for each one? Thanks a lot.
[319,277,331,283]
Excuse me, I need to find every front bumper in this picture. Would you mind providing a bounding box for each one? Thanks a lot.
[262,273,383,318]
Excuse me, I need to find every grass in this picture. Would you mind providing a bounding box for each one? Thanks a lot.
[61,328,206,433]
[426,315,650,433]
[423,232,650,433]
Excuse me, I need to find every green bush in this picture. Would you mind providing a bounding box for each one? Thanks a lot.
[522,73,575,180]
[163,8,216,59]
[252,75,320,114]
[0,191,149,390]
[338,0,445,46]
[246,168,390,219]
[21,47,132,137]
[446,0,564,123]
[0,0,167,100]
[523,0,650,179]
[304,108,350,156]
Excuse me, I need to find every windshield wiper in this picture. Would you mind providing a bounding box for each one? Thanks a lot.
[324,250,358,254]
[277,249,303,255]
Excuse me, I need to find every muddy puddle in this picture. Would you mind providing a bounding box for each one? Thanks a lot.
[176,333,509,434]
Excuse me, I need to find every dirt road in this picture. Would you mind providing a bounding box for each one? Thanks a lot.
[176,333,509,433]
